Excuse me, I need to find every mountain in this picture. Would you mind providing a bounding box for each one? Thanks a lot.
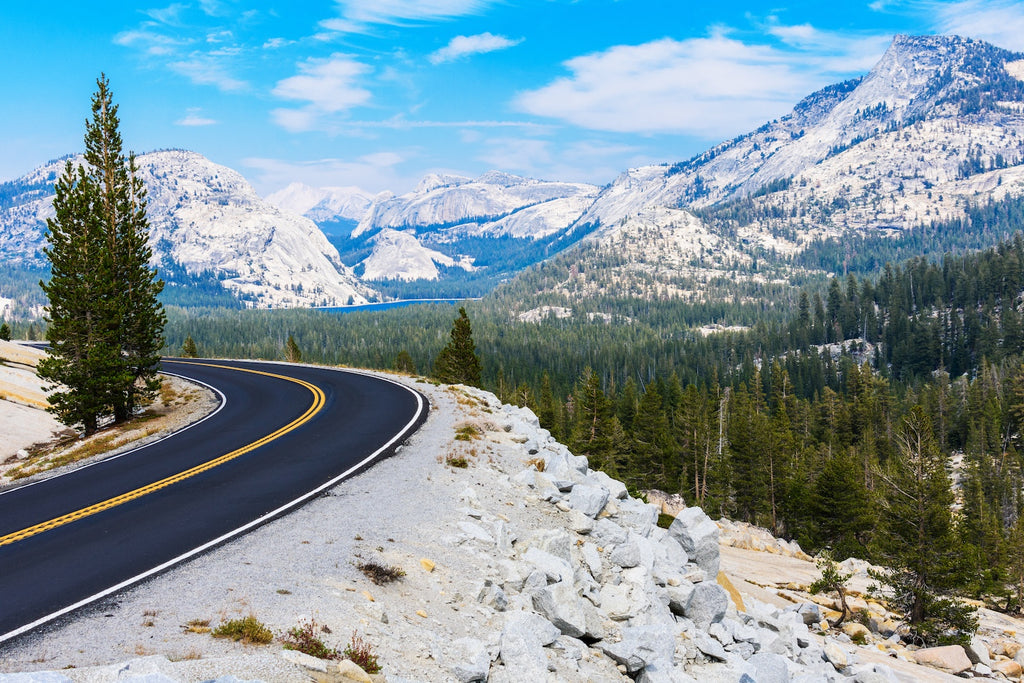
[265,182,383,236]
[507,34,1024,309]
[319,171,601,297]
[359,228,476,282]
[584,35,1024,239]
[353,171,598,239]
[0,151,375,309]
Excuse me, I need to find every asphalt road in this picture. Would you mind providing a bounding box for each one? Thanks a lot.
[0,359,427,642]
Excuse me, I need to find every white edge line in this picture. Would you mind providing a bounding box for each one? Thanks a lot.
[0,369,227,497]
[0,364,428,645]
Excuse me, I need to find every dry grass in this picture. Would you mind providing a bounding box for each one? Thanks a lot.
[356,561,406,586]
[2,375,213,483]
[524,457,546,472]
[454,423,481,441]
[183,619,212,635]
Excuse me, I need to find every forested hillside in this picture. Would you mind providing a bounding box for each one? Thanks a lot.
[154,225,1024,621]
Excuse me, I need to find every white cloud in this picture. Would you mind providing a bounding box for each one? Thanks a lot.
[113,28,185,56]
[515,29,889,138]
[271,54,372,132]
[931,0,1024,50]
[176,108,217,126]
[322,0,495,33]
[243,153,411,194]
[429,32,522,64]
[477,136,647,185]
[764,22,892,73]
[169,58,248,91]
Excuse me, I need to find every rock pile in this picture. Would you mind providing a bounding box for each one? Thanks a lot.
[431,394,918,682]
[5,381,1023,682]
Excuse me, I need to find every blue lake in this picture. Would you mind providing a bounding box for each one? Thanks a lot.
[316,298,478,314]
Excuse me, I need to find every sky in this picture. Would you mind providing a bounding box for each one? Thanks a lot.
[2,1,1024,197]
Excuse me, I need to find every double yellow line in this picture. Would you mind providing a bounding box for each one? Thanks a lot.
[0,362,326,548]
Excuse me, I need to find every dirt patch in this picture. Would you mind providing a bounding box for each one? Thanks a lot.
[0,373,219,488]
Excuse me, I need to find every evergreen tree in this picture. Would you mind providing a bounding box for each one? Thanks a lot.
[392,349,417,374]
[0,321,10,341]
[181,335,198,358]
[39,75,165,434]
[537,372,559,437]
[285,334,302,363]
[871,407,977,645]
[809,450,874,560]
[433,307,482,387]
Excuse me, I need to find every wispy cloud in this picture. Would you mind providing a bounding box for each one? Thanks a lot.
[321,0,496,34]
[429,32,522,64]
[930,0,1024,50]
[169,58,248,91]
[477,136,648,185]
[113,28,186,56]
[271,54,373,132]
[516,27,889,138]
[115,7,250,92]
[243,153,411,194]
[176,108,217,126]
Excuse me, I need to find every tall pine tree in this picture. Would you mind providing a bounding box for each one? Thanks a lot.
[39,75,165,434]
[433,307,482,387]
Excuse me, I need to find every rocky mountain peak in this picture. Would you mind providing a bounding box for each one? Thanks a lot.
[0,151,377,308]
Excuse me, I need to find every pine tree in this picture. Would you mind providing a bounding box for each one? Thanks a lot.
[433,307,482,387]
[392,350,416,374]
[181,335,198,358]
[871,406,977,645]
[285,334,302,363]
[0,321,10,341]
[39,75,165,434]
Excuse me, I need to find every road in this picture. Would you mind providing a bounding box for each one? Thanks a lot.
[0,359,427,642]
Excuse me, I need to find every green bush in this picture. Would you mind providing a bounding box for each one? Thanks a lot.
[211,615,273,644]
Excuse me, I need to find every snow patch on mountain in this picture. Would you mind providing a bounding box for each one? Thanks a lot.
[359,228,475,281]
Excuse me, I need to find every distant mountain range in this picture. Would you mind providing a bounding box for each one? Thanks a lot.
[1,34,1023,311]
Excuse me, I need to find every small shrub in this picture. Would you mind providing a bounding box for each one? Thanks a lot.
[281,618,339,660]
[657,512,675,529]
[357,561,406,585]
[211,615,273,644]
[343,632,381,674]
[454,424,481,441]
[446,454,468,468]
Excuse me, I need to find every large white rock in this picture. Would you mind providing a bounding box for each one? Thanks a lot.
[522,547,573,583]
[568,484,611,518]
[532,580,588,638]
[748,652,791,683]
[498,611,560,680]
[599,624,676,674]
[668,507,720,578]
[684,582,729,629]
[446,637,491,683]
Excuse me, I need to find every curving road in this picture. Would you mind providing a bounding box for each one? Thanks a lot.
[0,359,428,643]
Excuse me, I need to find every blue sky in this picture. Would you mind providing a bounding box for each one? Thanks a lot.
[2,1,1024,196]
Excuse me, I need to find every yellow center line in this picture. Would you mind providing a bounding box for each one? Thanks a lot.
[0,362,326,548]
